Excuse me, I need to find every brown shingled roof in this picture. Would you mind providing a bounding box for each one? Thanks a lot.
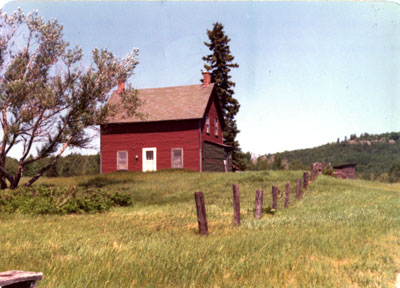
[106,83,215,123]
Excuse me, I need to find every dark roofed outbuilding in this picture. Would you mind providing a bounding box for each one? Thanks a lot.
[333,163,357,179]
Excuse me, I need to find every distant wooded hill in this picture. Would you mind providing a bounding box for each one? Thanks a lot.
[278,132,400,180]
[6,154,100,178]
[245,132,400,181]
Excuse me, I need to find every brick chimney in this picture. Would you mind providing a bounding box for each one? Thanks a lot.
[202,71,210,87]
[117,79,125,94]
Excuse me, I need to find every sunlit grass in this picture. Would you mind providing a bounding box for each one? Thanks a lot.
[1,171,399,287]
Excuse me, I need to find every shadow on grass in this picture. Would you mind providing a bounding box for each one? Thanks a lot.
[78,175,133,188]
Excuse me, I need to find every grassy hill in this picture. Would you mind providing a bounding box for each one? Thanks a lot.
[0,170,399,287]
[278,132,400,179]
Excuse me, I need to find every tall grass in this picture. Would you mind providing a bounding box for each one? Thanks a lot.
[1,171,399,287]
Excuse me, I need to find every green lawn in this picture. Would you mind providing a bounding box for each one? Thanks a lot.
[1,171,399,287]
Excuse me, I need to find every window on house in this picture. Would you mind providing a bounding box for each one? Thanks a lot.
[206,114,210,134]
[215,118,218,136]
[117,151,128,170]
[146,150,154,161]
[171,148,183,168]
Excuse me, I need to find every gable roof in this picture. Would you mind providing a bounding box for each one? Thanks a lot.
[106,83,215,124]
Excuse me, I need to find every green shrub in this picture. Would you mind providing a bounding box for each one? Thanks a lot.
[378,173,389,182]
[0,185,132,214]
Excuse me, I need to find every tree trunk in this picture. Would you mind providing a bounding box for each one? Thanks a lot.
[0,176,7,189]
[0,156,8,189]
[24,159,57,187]
[10,163,24,189]
[24,136,72,187]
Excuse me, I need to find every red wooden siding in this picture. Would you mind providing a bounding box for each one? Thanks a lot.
[101,120,200,173]
[202,93,223,145]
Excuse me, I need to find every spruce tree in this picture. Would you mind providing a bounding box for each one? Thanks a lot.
[202,22,242,168]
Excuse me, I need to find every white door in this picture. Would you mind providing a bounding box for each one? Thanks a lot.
[142,148,157,172]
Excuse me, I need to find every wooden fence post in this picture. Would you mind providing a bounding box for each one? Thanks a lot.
[232,184,240,226]
[296,178,302,199]
[303,171,308,189]
[311,167,315,182]
[254,190,264,219]
[194,191,208,235]
[284,182,290,208]
[272,186,278,210]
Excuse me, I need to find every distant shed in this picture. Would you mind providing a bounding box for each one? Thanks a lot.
[333,163,357,179]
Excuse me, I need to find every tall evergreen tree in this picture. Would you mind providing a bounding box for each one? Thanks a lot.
[202,22,242,168]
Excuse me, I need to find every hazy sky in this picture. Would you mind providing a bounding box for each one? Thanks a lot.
[2,1,400,157]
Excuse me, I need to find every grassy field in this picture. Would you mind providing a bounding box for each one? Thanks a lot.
[1,170,399,287]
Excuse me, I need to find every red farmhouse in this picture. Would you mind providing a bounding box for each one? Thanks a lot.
[100,72,232,173]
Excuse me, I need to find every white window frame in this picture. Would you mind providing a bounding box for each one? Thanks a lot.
[171,148,184,169]
[117,151,128,170]
[215,118,219,137]
[206,114,210,134]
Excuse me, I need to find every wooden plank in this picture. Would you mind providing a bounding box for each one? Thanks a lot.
[284,182,290,208]
[272,186,278,210]
[194,191,208,235]
[0,271,42,287]
[254,190,264,219]
[232,184,240,226]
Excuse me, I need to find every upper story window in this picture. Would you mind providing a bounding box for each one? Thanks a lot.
[117,151,128,170]
[215,118,218,136]
[206,114,210,134]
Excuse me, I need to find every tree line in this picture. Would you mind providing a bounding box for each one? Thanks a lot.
[5,154,100,178]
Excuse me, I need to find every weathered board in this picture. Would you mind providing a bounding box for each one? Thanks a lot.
[202,141,231,172]
[334,164,357,179]
[0,270,42,288]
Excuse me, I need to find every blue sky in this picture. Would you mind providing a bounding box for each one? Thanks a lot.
[2,1,400,157]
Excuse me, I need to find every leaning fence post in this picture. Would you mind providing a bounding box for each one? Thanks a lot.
[296,178,302,199]
[254,190,264,219]
[232,184,240,226]
[303,171,309,189]
[284,182,290,208]
[272,186,278,210]
[194,191,208,235]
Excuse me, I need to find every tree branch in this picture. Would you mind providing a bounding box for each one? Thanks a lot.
[20,108,45,162]
[0,105,9,156]
[24,135,73,187]
[22,113,70,166]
